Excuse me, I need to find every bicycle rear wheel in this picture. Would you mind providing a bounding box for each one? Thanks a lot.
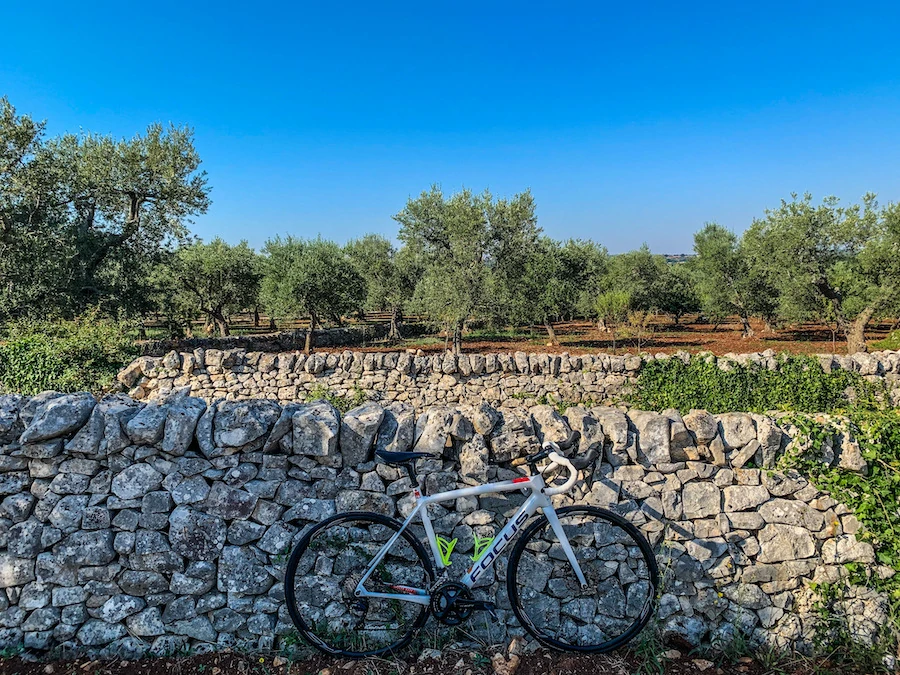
[284,511,434,658]
[506,506,658,652]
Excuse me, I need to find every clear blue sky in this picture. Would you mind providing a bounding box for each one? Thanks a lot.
[2,1,899,253]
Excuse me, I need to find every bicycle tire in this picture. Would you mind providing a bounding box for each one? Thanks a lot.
[284,510,435,658]
[506,505,658,652]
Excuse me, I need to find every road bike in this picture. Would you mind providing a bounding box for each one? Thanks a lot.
[284,441,658,658]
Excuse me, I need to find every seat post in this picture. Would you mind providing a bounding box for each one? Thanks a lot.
[403,462,422,495]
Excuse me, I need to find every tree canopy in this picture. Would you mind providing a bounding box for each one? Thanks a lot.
[260,236,365,352]
[395,186,539,353]
[345,234,420,338]
[164,238,260,337]
[743,193,899,352]
[691,223,765,335]
[0,97,209,321]
[4,97,898,356]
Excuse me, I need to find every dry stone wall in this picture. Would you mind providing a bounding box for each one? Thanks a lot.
[118,348,900,410]
[0,391,888,658]
[138,325,396,358]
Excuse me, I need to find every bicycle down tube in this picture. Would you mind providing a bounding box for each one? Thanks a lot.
[354,470,588,606]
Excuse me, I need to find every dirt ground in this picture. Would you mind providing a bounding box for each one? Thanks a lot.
[0,647,873,675]
[327,318,895,357]
[145,314,896,357]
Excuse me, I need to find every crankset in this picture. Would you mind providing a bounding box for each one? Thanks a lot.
[430,582,496,626]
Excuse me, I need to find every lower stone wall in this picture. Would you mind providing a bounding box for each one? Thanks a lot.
[0,391,887,658]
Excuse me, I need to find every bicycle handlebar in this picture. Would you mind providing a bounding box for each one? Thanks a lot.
[543,451,578,496]
[510,442,578,496]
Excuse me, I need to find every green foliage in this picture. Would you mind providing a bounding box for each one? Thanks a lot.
[786,412,900,576]
[396,185,539,353]
[629,354,882,414]
[260,236,365,347]
[656,262,701,323]
[512,237,610,342]
[633,347,900,662]
[161,237,261,336]
[0,314,139,394]
[873,330,900,351]
[603,245,673,312]
[744,193,900,352]
[345,234,418,313]
[779,411,900,664]
[631,620,667,675]
[345,233,421,338]
[304,384,368,413]
[595,290,631,345]
[691,222,776,333]
[0,97,209,321]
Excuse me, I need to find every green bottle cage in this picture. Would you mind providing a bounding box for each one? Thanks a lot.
[471,534,495,562]
[435,535,457,566]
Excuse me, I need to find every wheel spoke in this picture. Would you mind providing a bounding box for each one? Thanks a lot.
[284,513,432,657]
[508,507,658,652]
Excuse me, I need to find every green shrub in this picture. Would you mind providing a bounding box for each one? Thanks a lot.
[628,354,883,414]
[0,314,140,395]
[304,383,368,413]
[873,330,900,351]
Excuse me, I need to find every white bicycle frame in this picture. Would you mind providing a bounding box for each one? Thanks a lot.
[354,451,587,607]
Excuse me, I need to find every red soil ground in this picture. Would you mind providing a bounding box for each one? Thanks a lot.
[328,317,896,357]
[145,314,897,357]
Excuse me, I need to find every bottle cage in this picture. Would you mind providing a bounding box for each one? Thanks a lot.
[471,535,495,562]
[435,535,457,566]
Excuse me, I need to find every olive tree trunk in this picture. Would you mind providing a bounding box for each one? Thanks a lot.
[304,311,318,354]
[544,319,560,346]
[845,305,877,354]
[388,305,403,340]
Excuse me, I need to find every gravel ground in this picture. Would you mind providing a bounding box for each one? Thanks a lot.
[0,647,870,675]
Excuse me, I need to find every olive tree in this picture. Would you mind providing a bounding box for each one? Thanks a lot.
[514,238,568,345]
[0,97,210,319]
[604,245,668,313]
[166,238,260,336]
[345,233,421,339]
[657,263,700,324]
[396,186,538,353]
[260,236,365,352]
[744,193,899,353]
[595,290,631,352]
[511,238,608,344]
[691,223,775,336]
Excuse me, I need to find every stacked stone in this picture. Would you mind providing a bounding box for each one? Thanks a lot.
[119,348,900,410]
[140,325,390,360]
[0,391,888,658]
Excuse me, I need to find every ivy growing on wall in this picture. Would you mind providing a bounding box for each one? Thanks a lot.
[628,354,884,414]
[629,351,900,663]
[780,410,900,664]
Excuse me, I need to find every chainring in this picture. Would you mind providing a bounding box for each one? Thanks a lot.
[430,581,473,626]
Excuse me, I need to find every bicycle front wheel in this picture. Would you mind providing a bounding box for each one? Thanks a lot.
[507,506,658,652]
[284,511,434,658]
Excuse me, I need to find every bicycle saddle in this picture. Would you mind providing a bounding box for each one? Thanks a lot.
[375,449,430,466]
